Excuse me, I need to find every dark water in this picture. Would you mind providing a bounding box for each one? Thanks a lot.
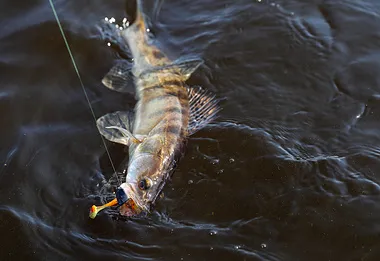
[2,0,380,260]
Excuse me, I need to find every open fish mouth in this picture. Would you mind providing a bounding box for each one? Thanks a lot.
[116,186,144,217]
[119,198,142,216]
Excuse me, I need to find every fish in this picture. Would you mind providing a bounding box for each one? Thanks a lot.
[90,0,221,218]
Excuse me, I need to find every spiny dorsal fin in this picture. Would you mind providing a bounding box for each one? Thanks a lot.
[140,59,203,81]
[187,86,221,136]
[102,60,135,93]
[96,111,135,145]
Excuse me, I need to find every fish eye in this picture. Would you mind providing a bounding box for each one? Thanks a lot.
[138,178,151,190]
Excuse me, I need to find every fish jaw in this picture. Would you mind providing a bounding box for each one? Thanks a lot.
[118,182,146,216]
[119,201,136,216]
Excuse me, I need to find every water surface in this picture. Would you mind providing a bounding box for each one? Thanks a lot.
[1,0,380,260]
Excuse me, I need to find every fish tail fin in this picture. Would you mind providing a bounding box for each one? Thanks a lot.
[125,0,146,29]
[135,0,144,25]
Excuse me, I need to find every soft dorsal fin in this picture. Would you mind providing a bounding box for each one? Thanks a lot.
[187,86,221,136]
[101,60,135,93]
[173,59,203,80]
[140,59,203,81]
[96,111,140,146]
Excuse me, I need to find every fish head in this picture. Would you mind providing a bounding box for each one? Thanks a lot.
[116,153,164,216]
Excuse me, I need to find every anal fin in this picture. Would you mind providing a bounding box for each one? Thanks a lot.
[187,86,221,136]
[102,59,135,93]
[97,111,144,146]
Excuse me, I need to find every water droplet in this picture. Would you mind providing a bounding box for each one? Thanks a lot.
[234,245,241,249]
[229,158,235,163]
[210,247,214,250]
[146,28,150,32]
[209,231,217,236]
[188,180,193,185]
[212,159,219,164]
[261,243,267,249]
[104,17,109,21]
[107,42,111,47]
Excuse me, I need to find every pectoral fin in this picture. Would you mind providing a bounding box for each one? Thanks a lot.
[97,111,143,146]
[102,60,135,93]
[105,126,142,144]
[187,86,221,136]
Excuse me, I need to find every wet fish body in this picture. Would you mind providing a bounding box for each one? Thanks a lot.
[96,0,220,216]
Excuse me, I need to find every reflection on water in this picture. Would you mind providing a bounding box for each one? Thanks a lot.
[1,0,380,260]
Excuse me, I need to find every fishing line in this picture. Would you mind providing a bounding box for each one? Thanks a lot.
[48,0,119,184]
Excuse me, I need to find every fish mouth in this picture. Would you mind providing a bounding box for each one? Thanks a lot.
[119,198,141,216]
[118,183,146,217]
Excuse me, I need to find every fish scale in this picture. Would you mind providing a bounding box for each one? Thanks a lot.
[135,81,188,136]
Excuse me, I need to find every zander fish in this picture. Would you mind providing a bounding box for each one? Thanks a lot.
[90,0,220,218]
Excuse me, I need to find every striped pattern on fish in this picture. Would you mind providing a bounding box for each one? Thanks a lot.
[95,0,221,216]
